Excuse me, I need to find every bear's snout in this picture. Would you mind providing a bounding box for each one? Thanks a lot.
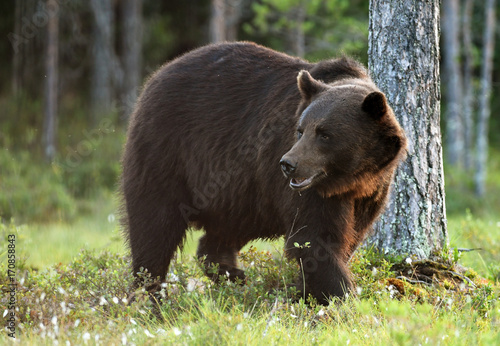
[280,157,297,177]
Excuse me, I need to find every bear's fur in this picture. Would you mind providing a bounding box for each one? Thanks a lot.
[121,42,406,304]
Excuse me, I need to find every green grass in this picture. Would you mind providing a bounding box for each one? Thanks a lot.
[0,236,498,345]
[448,212,500,281]
[2,190,124,269]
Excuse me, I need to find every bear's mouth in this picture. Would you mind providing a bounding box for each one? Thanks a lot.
[289,173,323,191]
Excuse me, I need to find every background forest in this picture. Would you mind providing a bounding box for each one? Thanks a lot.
[1,0,499,220]
[0,0,499,344]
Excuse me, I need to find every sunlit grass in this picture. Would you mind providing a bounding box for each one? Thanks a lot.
[14,191,126,269]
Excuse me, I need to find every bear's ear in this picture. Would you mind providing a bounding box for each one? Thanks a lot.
[297,70,327,100]
[362,91,388,119]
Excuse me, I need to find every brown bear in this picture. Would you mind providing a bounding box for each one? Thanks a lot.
[121,42,406,304]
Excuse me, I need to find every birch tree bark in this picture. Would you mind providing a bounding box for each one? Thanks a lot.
[43,0,59,162]
[367,0,448,258]
[475,0,497,197]
[442,0,464,167]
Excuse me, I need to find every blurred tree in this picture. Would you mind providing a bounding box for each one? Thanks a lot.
[8,0,43,98]
[210,0,225,42]
[475,0,497,196]
[209,0,243,43]
[367,0,448,258]
[119,0,143,120]
[43,0,58,162]
[287,1,305,57]
[89,0,115,123]
[11,0,22,96]
[442,0,464,167]
[225,0,243,41]
[461,0,475,170]
[90,0,123,125]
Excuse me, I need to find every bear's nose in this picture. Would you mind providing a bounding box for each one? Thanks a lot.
[280,158,297,176]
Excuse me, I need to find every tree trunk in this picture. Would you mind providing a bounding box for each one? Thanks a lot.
[120,0,143,121]
[210,0,226,43]
[90,0,114,122]
[12,0,22,95]
[442,0,464,167]
[475,0,496,197]
[462,0,475,171]
[289,4,305,58]
[224,0,242,41]
[43,0,59,162]
[367,0,448,258]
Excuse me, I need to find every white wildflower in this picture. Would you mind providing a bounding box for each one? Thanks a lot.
[144,329,155,338]
[173,327,182,336]
[405,257,412,265]
[167,273,179,282]
[82,332,90,342]
[99,296,108,305]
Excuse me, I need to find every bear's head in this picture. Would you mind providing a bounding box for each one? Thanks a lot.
[280,70,407,198]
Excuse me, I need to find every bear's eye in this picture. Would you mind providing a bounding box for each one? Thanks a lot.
[317,131,330,141]
[297,129,303,139]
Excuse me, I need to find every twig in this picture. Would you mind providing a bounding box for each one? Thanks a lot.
[455,248,482,252]
[395,276,432,286]
[262,296,279,337]
[445,270,477,288]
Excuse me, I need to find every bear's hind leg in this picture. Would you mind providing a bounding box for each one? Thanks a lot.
[197,234,246,282]
[126,192,188,292]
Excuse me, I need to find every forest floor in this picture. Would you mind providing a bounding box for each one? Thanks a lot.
[0,147,499,344]
[1,193,499,344]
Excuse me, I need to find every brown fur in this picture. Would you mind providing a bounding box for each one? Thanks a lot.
[121,42,407,304]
